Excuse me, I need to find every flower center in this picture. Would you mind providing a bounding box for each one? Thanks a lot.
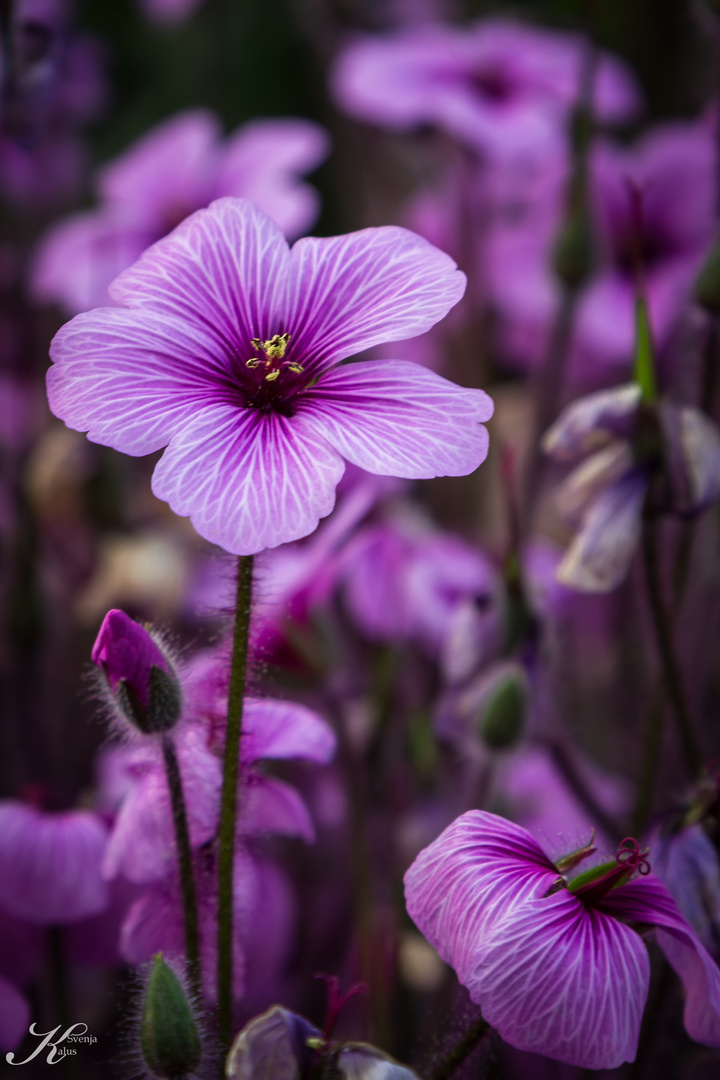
[240,333,306,415]
[246,334,303,381]
[568,837,651,905]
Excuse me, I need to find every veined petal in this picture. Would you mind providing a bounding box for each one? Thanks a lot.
[600,876,720,1048]
[242,698,336,764]
[474,890,648,1069]
[283,230,466,375]
[48,306,234,455]
[241,775,315,842]
[299,361,492,478]
[557,472,647,593]
[110,198,289,352]
[404,811,557,986]
[151,404,345,554]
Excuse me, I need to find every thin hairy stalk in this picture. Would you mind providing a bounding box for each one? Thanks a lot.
[161,733,201,998]
[430,1013,490,1080]
[217,554,254,1051]
[642,524,701,777]
[631,684,665,836]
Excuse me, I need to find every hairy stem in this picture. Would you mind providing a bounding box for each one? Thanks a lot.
[642,524,701,777]
[162,733,201,998]
[430,1013,490,1080]
[217,555,254,1051]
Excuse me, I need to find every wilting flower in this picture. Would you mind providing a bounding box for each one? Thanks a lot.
[331,19,639,163]
[543,383,720,591]
[405,811,720,1069]
[33,111,329,313]
[0,802,109,924]
[47,198,492,555]
[488,120,716,378]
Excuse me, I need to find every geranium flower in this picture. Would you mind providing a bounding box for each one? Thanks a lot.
[404,811,720,1069]
[33,110,329,313]
[47,198,492,555]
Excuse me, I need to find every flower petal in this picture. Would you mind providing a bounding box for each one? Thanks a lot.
[48,306,234,455]
[242,698,336,763]
[150,404,345,554]
[241,776,315,842]
[542,384,642,462]
[109,197,289,351]
[404,810,557,986]
[600,876,720,1048]
[283,230,466,375]
[299,361,492,478]
[474,890,649,1069]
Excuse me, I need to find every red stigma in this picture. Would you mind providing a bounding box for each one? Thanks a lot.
[315,973,369,1044]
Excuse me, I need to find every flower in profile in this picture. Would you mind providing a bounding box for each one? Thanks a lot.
[33,110,329,313]
[331,19,639,163]
[47,198,492,555]
[404,810,720,1069]
[543,383,720,591]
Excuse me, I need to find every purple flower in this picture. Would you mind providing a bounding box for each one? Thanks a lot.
[404,811,720,1069]
[47,198,492,555]
[543,384,720,591]
[33,111,329,313]
[331,19,639,163]
[488,120,716,379]
[0,802,109,924]
[649,823,720,955]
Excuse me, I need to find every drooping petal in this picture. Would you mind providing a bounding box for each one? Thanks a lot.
[299,361,492,478]
[678,406,720,510]
[283,230,466,375]
[109,198,289,350]
[0,804,108,925]
[48,306,234,455]
[241,775,315,842]
[150,405,345,554]
[649,824,720,951]
[242,698,336,764]
[0,977,30,1054]
[338,1044,421,1079]
[473,890,649,1069]
[542,384,642,462]
[600,876,720,1048]
[404,811,557,986]
[227,1005,320,1080]
[556,472,647,593]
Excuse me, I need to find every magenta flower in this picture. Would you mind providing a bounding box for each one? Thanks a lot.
[405,811,720,1069]
[0,802,109,924]
[47,198,491,555]
[33,111,329,313]
[331,19,639,163]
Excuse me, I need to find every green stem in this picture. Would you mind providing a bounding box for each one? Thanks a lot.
[631,684,665,836]
[217,554,254,1051]
[429,1013,490,1080]
[642,524,701,777]
[161,733,201,998]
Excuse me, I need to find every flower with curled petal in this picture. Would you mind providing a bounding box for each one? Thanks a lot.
[47,198,493,555]
[404,810,720,1070]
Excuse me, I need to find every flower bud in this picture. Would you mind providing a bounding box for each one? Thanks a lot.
[552,208,594,289]
[92,609,182,734]
[140,955,201,1080]
[477,666,527,750]
[695,240,720,315]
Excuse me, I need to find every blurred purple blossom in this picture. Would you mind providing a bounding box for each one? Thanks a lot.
[649,823,720,955]
[0,977,30,1053]
[405,810,720,1068]
[47,198,492,554]
[331,19,639,164]
[33,111,329,313]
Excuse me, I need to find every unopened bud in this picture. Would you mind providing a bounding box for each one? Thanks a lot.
[695,240,720,315]
[552,209,594,289]
[140,955,201,1080]
[92,609,181,734]
[477,666,527,750]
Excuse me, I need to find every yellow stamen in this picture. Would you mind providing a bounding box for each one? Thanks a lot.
[265,369,280,382]
[251,333,290,361]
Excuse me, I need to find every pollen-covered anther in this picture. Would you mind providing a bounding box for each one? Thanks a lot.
[251,332,290,361]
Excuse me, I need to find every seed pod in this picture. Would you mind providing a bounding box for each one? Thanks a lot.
[140,955,201,1080]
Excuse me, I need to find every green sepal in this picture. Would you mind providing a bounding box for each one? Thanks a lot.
[633,298,658,404]
[567,860,618,893]
[478,671,526,751]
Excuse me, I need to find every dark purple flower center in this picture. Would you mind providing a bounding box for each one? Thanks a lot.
[613,219,678,279]
[235,333,308,417]
[470,64,515,104]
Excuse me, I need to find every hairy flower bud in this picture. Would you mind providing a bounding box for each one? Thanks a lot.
[477,665,527,750]
[92,609,181,734]
[140,955,201,1080]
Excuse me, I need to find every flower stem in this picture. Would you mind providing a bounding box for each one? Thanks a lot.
[217,554,253,1051]
[631,683,665,836]
[161,732,201,998]
[430,1013,490,1080]
[642,523,701,777]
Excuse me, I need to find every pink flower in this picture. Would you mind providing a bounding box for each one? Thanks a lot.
[0,803,109,924]
[404,811,720,1069]
[47,198,492,555]
[32,110,329,313]
[331,19,639,163]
